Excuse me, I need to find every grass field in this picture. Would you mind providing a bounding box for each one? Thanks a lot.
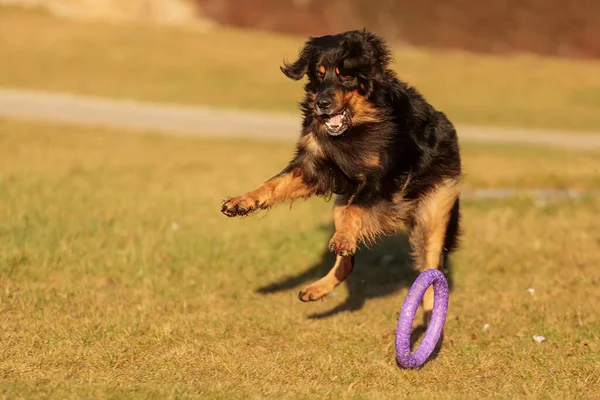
[1,118,599,398]
[1,7,600,132]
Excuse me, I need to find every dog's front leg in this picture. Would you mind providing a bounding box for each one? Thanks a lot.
[221,168,315,217]
[327,181,373,256]
[328,204,364,256]
[298,197,357,301]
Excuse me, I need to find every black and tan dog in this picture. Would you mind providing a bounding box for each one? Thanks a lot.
[221,30,461,320]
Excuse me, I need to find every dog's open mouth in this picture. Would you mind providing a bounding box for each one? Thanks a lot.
[324,109,350,136]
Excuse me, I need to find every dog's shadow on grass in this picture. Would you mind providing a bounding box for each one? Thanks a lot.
[256,224,454,320]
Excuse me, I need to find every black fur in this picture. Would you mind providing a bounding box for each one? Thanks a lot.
[282,30,461,210]
[223,29,462,274]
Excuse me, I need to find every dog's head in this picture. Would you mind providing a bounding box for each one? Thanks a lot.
[281,30,391,136]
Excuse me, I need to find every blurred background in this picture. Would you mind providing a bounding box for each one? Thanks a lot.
[1,1,599,398]
[197,0,600,58]
[4,0,600,56]
[2,0,600,130]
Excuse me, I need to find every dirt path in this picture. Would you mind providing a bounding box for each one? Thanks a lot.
[1,88,600,149]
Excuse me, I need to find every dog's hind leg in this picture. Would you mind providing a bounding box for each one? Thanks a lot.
[408,178,461,323]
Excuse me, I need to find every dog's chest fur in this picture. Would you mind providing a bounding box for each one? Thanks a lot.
[300,129,388,198]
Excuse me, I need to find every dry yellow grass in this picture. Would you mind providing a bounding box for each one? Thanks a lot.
[1,118,599,398]
[1,7,600,132]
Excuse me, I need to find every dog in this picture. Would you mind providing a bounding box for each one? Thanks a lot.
[221,30,462,320]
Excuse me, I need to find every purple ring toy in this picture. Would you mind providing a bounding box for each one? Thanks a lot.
[395,269,449,369]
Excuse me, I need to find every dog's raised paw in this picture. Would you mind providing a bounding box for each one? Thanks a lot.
[221,196,257,217]
[328,232,357,256]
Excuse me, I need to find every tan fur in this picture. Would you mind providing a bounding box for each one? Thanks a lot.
[329,201,363,256]
[407,178,461,320]
[410,178,461,271]
[333,196,348,229]
[344,90,382,125]
[255,172,315,207]
[363,153,380,168]
[336,204,364,237]
[299,134,325,158]
[223,171,315,214]
[298,255,353,302]
[300,199,354,301]
[422,286,435,321]
[358,198,414,245]
[330,185,414,255]
[338,179,413,246]
[309,183,416,298]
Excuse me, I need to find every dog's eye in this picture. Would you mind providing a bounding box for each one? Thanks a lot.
[316,71,325,79]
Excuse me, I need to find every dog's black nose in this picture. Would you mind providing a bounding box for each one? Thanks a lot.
[316,97,332,111]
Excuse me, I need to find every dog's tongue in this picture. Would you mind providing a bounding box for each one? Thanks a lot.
[328,113,343,126]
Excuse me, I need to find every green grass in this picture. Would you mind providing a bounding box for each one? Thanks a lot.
[1,118,599,398]
[2,7,600,132]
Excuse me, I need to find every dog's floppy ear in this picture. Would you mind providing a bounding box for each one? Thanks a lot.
[280,58,308,80]
[281,40,314,80]
[363,29,392,67]
[341,30,391,75]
